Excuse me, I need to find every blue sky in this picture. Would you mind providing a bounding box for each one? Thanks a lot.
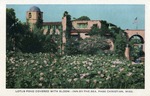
[6,4,145,30]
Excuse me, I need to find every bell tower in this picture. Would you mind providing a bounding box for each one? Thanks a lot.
[26,6,43,30]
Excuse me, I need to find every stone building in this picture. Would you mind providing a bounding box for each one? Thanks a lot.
[26,6,102,40]
[26,6,113,50]
[26,6,145,61]
[26,6,43,30]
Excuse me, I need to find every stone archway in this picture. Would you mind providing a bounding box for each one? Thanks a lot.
[125,29,145,51]
[124,30,145,62]
[129,35,145,62]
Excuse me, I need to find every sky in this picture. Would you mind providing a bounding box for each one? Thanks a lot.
[6,4,145,30]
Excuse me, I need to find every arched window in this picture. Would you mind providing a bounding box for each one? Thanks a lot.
[29,13,32,18]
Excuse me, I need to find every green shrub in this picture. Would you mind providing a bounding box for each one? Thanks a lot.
[64,38,80,55]
[114,30,127,57]
[79,36,110,54]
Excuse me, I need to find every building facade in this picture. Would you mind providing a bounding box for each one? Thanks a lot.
[26,6,145,61]
[26,6,102,39]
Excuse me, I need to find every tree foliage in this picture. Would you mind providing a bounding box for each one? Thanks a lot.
[79,36,110,54]
[35,16,43,29]
[66,15,72,40]
[129,37,144,61]
[6,8,58,53]
[89,20,113,37]
[114,29,127,56]
[64,38,80,55]
[76,16,90,20]
[6,8,18,35]
[63,11,75,55]
[88,25,100,36]
[99,20,110,36]
[6,8,30,51]
[89,20,128,57]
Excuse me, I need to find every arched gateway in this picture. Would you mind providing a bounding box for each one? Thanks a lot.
[125,29,145,62]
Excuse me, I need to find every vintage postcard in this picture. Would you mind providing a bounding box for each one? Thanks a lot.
[0,0,150,96]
